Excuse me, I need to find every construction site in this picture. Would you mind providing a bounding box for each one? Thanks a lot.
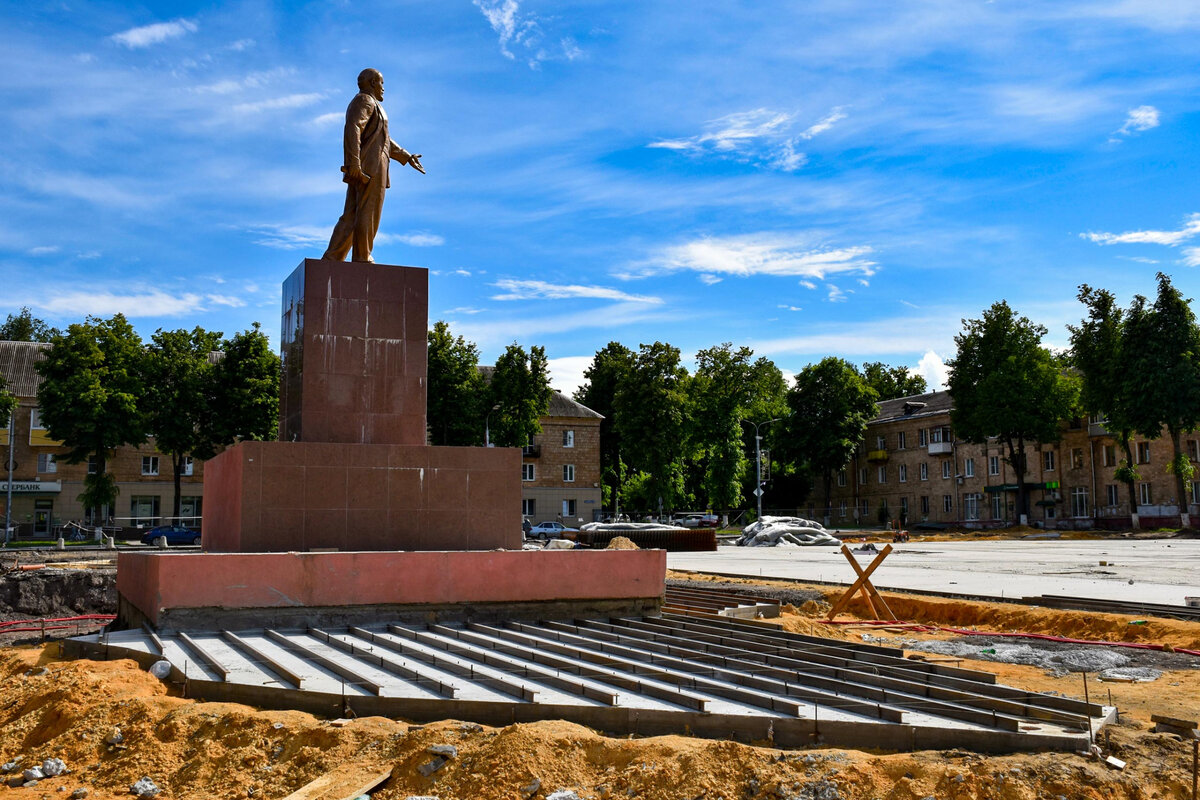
[1,262,1198,800]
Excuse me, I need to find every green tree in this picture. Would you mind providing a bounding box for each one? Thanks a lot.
[0,378,15,429]
[487,343,552,448]
[0,307,60,342]
[1122,273,1200,524]
[427,321,485,446]
[782,357,878,524]
[860,361,927,401]
[1068,285,1140,521]
[614,342,689,514]
[575,342,635,512]
[947,302,1078,521]
[35,315,147,517]
[144,327,224,522]
[209,323,281,446]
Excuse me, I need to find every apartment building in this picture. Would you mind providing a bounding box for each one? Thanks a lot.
[825,390,1200,529]
[0,341,204,537]
[519,391,603,525]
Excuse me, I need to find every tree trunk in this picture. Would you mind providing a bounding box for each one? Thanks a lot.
[822,471,833,527]
[1170,426,1191,528]
[172,453,184,523]
[1119,436,1139,530]
[1009,435,1030,523]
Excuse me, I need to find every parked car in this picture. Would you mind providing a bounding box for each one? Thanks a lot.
[140,525,202,547]
[676,513,720,529]
[527,521,578,541]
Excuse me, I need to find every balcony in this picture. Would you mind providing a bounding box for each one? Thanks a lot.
[1088,421,1109,436]
[521,445,541,458]
[866,449,889,462]
[928,441,953,455]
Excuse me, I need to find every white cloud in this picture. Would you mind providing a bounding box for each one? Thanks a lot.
[33,290,204,317]
[799,279,817,290]
[401,233,445,247]
[698,274,722,285]
[916,350,950,391]
[826,284,847,302]
[453,268,471,276]
[1082,213,1200,246]
[232,93,324,114]
[547,355,593,397]
[491,279,663,304]
[228,39,255,51]
[1118,255,1159,264]
[648,107,844,172]
[799,108,848,139]
[205,294,247,308]
[777,304,802,312]
[627,234,875,281]
[561,37,583,60]
[29,246,60,256]
[856,278,870,287]
[474,0,543,64]
[310,112,342,127]
[1116,105,1161,136]
[444,306,484,315]
[246,223,328,249]
[1183,247,1200,267]
[111,18,197,48]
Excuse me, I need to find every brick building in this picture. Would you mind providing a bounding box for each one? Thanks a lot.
[519,391,603,525]
[0,341,205,537]
[825,390,1200,529]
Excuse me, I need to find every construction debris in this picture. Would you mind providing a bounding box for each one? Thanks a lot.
[735,516,841,547]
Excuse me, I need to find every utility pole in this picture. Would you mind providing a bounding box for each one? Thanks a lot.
[4,411,14,546]
[742,417,781,521]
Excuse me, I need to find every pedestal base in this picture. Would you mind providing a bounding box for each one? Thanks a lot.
[202,440,520,552]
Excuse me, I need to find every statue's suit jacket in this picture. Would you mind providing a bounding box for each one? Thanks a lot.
[343,92,412,187]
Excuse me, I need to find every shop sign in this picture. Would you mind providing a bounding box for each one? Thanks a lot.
[0,481,61,493]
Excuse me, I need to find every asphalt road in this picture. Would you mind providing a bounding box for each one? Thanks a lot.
[667,538,1200,606]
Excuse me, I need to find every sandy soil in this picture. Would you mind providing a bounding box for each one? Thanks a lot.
[1,576,1198,799]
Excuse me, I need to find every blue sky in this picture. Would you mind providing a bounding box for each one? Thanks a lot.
[2,1,1199,395]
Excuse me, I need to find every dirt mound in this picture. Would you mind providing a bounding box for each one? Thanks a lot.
[605,536,639,550]
[0,569,116,621]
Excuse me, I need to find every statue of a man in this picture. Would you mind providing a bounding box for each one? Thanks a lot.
[322,68,424,263]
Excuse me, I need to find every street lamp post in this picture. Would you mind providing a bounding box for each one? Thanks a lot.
[741,417,781,521]
[4,412,13,546]
[484,404,501,447]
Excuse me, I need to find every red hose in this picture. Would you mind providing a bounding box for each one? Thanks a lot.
[818,618,1200,657]
[0,614,115,631]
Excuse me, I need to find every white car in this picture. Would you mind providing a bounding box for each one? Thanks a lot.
[527,521,579,541]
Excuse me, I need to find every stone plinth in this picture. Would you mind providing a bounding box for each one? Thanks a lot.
[202,441,520,552]
[116,549,666,630]
[280,259,428,446]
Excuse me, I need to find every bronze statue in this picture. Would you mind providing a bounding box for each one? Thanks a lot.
[323,68,425,263]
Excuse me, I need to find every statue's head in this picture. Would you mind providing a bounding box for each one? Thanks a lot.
[357,68,384,101]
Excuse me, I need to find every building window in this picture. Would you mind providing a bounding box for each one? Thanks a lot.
[130,495,160,526]
[876,435,886,450]
[918,428,927,447]
[181,456,194,477]
[930,426,951,444]
[1191,482,1200,505]
[522,498,536,517]
[36,453,57,474]
[521,463,535,481]
[29,408,46,430]
[859,467,869,484]
[964,493,980,520]
[1189,440,1200,461]
[1137,442,1151,464]
[1045,505,1056,520]
[837,470,846,487]
[877,466,887,484]
[900,496,909,513]
[920,495,930,515]
[898,464,907,483]
[1138,482,1152,506]
[896,431,906,450]
[988,455,1000,476]
[919,462,928,481]
[1106,484,1119,507]
[964,458,975,478]
[1102,444,1117,467]
[180,496,202,523]
[1070,487,1089,518]
[563,464,575,482]
[941,461,951,479]
[1089,413,1107,426]
[562,499,576,518]
[141,456,159,476]
[1042,451,1055,471]
[562,429,575,448]
[87,456,98,474]
[992,494,1003,520]
[943,494,953,513]
[1071,448,1084,470]
[859,499,869,518]
[839,500,847,518]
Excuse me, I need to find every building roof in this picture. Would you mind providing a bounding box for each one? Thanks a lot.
[477,365,603,419]
[873,389,953,425]
[0,341,49,398]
